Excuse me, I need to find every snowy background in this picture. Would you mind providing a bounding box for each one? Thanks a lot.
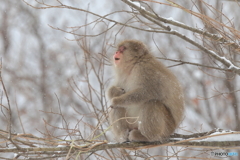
[0,0,239,159]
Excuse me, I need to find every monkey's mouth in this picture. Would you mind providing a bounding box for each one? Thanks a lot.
[115,58,120,60]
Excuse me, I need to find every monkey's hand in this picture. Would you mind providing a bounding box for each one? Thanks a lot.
[108,86,125,99]
[111,88,148,108]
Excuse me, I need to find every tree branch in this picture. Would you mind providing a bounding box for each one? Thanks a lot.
[0,129,239,159]
[122,0,240,50]
[120,0,240,75]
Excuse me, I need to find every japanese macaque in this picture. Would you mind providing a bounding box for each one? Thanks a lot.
[107,40,184,142]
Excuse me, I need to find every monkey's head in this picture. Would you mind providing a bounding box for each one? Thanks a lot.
[113,40,149,67]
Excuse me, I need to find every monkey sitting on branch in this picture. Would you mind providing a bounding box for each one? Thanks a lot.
[107,40,184,142]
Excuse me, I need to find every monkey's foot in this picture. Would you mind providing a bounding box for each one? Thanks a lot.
[128,129,148,142]
[120,140,130,144]
[116,129,130,143]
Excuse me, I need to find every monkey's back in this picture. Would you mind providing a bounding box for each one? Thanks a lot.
[131,58,184,126]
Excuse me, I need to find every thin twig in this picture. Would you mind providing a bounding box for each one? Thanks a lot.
[0,59,21,149]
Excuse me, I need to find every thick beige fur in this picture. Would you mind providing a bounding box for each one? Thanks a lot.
[107,40,184,142]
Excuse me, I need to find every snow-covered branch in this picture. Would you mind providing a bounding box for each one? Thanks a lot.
[122,0,240,75]
[123,0,240,50]
[1,129,240,159]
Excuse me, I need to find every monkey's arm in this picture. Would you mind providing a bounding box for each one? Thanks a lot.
[107,86,125,99]
[111,88,150,108]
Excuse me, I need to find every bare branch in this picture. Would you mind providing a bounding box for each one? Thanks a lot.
[121,0,240,75]
[123,0,240,50]
[0,129,239,158]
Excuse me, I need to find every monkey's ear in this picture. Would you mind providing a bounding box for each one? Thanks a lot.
[132,44,139,51]
[135,44,148,56]
[134,45,139,50]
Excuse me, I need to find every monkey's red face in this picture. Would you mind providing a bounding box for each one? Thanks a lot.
[114,46,126,66]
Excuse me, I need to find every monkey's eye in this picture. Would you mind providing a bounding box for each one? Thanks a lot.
[119,46,126,53]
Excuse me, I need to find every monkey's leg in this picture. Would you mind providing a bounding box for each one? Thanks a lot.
[137,100,176,142]
[109,107,129,142]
